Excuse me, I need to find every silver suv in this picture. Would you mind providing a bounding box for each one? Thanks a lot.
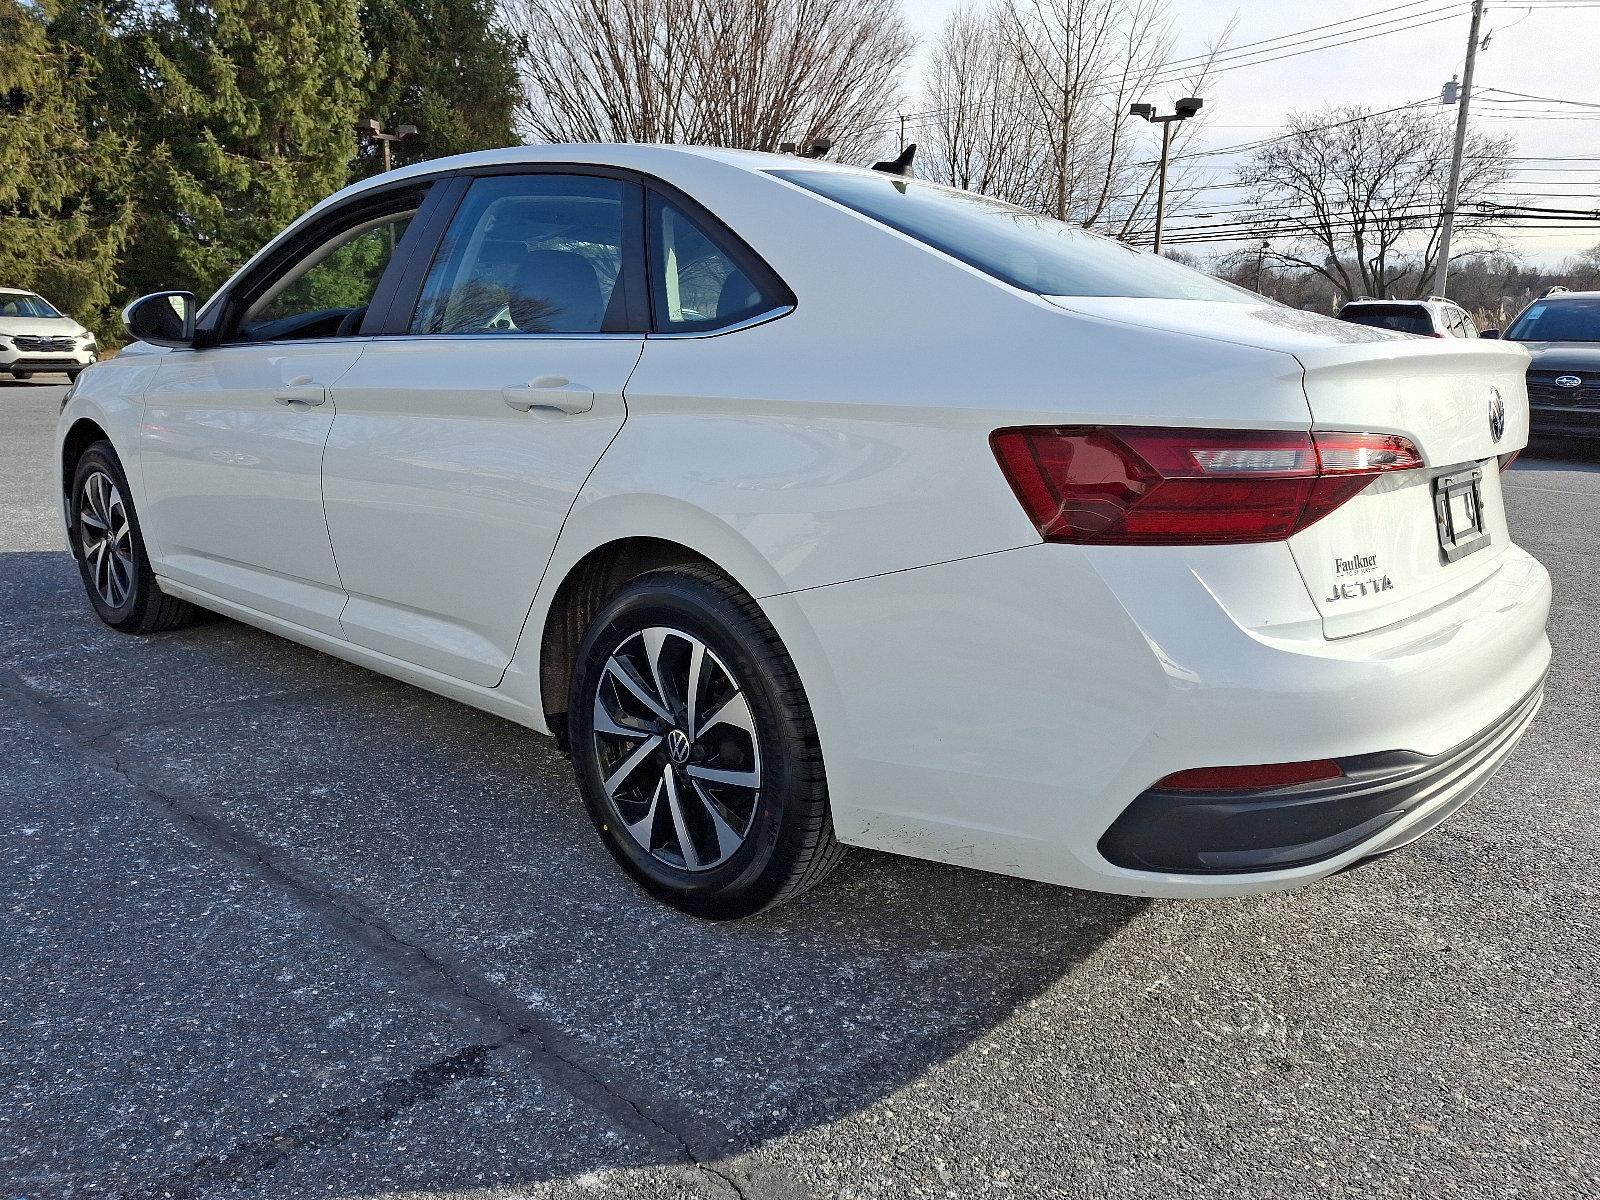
[1336,296,1479,339]
[0,289,98,380]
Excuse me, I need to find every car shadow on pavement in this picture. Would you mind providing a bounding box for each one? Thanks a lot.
[0,549,1149,1196]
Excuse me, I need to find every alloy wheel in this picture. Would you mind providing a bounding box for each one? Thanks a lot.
[77,470,134,609]
[591,626,762,872]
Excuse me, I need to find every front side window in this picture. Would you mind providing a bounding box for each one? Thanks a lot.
[648,194,786,333]
[413,174,638,335]
[239,211,415,342]
[0,292,62,318]
[773,169,1255,303]
[1506,298,1600,343]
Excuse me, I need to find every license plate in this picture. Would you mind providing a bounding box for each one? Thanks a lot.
[1433,465,1489,563]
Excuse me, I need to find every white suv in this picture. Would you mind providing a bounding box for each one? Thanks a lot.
[0,289,98,380]
[1337,296,1479,339]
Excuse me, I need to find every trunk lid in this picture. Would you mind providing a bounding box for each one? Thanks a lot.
[1043,297,1534,638]
[1289,338,1531,637]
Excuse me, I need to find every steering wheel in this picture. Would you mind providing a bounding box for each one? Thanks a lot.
[335,307,367,337]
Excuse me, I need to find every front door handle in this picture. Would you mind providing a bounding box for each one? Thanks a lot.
[503,376,595,415]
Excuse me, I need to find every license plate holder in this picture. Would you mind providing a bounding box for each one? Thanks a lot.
[1433,465,1489,563]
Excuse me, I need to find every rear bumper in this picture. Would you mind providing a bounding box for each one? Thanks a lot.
[1098,678,1544,874]
[771,539,1552,898]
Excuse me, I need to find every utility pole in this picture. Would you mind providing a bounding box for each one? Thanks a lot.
[1129,98,1204,256]
[898,112,907,152]
[1433,0,1485,297]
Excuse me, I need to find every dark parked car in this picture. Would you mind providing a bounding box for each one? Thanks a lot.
[1486,291,1600,439]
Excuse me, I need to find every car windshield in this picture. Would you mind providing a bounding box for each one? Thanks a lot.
[1339,305,1434,335]
[0,292,62,319]
[1505,297,1600,343]
[772,170,1256,303]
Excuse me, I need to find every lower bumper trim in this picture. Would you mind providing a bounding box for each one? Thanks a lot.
[1098,678,1546,875]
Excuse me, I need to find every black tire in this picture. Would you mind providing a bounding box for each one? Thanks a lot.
[66,369,83,382]
[68,441,198,634]
[568,565,844,919]
[12,371,32,380]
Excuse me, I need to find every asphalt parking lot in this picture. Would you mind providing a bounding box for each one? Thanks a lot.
[3,378,1597,1200]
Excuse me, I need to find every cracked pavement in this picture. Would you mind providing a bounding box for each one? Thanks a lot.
[3,380,1598,1199]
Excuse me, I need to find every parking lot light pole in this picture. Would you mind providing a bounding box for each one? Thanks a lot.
[1129,98,1204,256]
[354,118,418,173]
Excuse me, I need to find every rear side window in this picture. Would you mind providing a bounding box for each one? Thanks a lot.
[772,169,1254,303]
[1340,305,1434,335]
[648,193,788,333]
[413,174,640,335]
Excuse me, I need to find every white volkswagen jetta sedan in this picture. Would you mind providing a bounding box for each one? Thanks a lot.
[57,146,1550,918]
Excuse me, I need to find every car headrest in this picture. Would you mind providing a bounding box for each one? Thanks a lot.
[509,249,604,332]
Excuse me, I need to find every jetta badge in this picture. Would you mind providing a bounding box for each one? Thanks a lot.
[1555,375,1583,388]
[1488,387,1506,443]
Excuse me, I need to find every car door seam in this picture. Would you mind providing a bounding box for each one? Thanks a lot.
[493,339,647,688]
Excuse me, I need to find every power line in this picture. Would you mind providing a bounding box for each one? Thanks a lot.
[879,1,1468,134]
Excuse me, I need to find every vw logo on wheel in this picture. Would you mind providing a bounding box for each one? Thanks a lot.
[666,728,693,764]
[1488,387,1506,443]
[1554,375,1583,388]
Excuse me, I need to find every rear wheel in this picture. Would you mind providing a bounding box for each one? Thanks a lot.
[568,566,843,919]
[69,442,197,633]
[12,371,32,380]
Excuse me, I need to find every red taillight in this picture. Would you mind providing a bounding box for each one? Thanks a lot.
[990,426,1422,545]
[1153,760,1344,791]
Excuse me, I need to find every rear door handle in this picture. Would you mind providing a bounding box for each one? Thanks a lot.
[503,376,594,415]
[274,385,327,407]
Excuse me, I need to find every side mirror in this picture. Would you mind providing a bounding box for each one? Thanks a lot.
[122,291,197,348]
[1479,328,1500,339]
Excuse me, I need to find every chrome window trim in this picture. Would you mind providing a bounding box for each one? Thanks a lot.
[370,331,646,343]
[646,304,795,340]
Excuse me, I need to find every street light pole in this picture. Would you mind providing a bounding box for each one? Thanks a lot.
[1153,119,1173,256]
[1433,0,1485,298]
[354,118,419,173]
[1129,98,1204,256]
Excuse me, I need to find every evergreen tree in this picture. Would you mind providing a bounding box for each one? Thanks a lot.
[0,1,133,337]
[120,0,368,299]
[357,0,523,176]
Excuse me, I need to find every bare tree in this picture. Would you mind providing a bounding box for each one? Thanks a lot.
[505,0,912,161]
[920,5,1041,207]
[1236,105,1513,301]
[919,0,1225,232]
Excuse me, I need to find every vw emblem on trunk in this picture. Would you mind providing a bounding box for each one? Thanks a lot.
[1555,375,1583,388]
[1488,387,1506,443]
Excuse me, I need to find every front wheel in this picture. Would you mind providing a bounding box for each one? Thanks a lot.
[69,442,197,633]
[568,566,843,919]
[11,371,32,380]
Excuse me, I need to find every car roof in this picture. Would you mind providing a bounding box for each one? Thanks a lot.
[0,287,37,296]
[342,143,872,198]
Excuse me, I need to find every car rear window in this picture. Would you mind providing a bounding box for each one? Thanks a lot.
[1338,305,1434,335]
[771,170,1255,303]
[1506,298,1600,343]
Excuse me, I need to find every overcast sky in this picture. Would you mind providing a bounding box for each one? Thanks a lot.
[892,0,1600,265]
